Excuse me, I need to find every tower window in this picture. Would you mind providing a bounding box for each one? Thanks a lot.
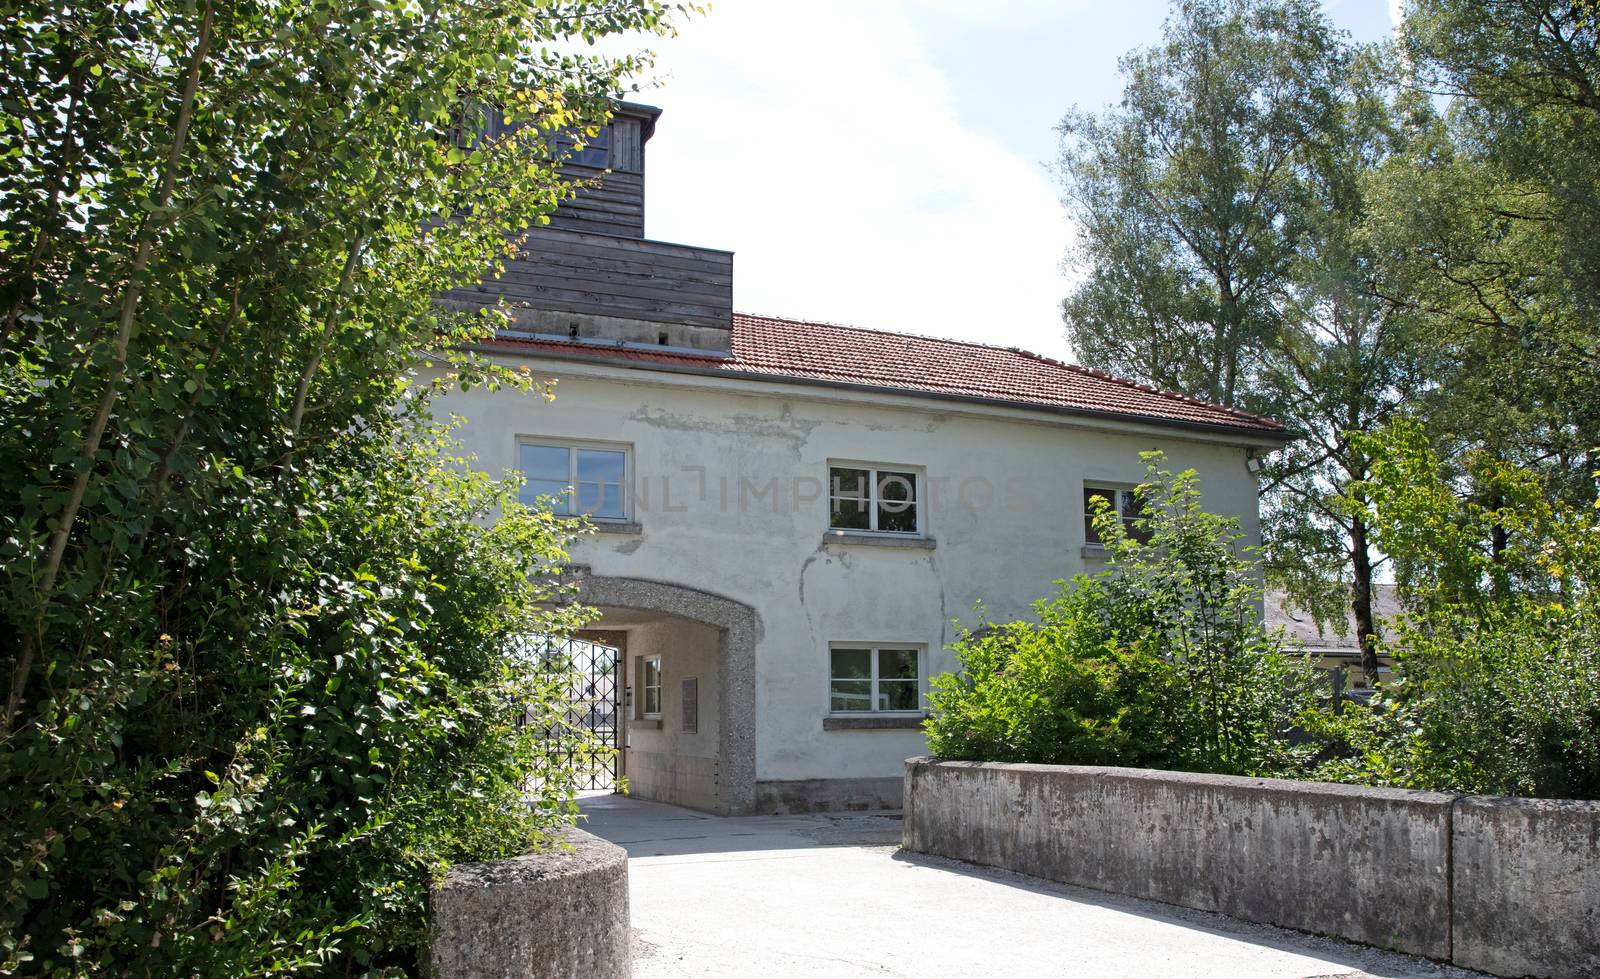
[561,125,611,168]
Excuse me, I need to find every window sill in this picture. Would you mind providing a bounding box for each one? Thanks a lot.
[584,520,642,536]
[1080,544,1109,561]
[823,714,927,731]
[633,717,662,730]
[822,530,935,550]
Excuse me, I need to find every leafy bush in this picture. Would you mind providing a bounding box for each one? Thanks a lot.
[0,1,687,973]
[1,410,604,975]
[925,589,1187,767]
[928,456,1317,778]
[1306,422,1600,799]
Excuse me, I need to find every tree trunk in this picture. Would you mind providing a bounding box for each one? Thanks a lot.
[286,236,365,448]
[1489,488,1509,598]
[1215,265,1239,407]
[1350,514,1380,684]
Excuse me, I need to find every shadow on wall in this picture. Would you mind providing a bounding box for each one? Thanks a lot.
[578,792,903,858]
[576,792,1479,979]
[901,758,1598,979]
[889,849,1483,979]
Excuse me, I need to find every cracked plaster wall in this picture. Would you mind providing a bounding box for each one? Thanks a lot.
[431,361,1265,785]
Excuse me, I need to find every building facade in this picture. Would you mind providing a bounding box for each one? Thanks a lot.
[434,103,1287,813]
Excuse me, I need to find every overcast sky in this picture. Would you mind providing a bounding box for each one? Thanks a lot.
[622,0,1399,360]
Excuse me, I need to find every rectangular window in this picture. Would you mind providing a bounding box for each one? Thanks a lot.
[829,645,923,714]
[642,656,662,718]
[559,125,611,168]
[829,465,921,535]
[518,440,629,520]
[1083,485,1151,545]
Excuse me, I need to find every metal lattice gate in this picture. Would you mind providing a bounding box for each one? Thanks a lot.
[517,636,621,791]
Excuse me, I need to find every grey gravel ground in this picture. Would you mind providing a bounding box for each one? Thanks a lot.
[579,794,1487,979]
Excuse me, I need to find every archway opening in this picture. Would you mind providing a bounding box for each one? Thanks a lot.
[567,575,758,815]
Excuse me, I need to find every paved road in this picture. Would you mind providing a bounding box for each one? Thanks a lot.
[580,794,1485,979]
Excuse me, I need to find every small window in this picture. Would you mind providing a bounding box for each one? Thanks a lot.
[1084,485,1151,545]
[518,440,629,520]
[447,101,485,149]
[829,466,921,535]
[829,645,923,714]
[561,125,611,168]
[642,656,662,718]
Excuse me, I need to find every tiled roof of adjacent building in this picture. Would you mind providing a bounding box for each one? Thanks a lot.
[480,311,1287,438]
[1265,585,1405,655]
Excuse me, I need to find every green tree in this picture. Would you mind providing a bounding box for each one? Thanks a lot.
[1307,420,1600,799]
[1058,0,1430,681]
[1258,50,1437,680]
[928,456,1316,779]
[0,0,689,973]
[1374,0,1600,511]
[1057,0,1344,413]
[1261,0,1600,664]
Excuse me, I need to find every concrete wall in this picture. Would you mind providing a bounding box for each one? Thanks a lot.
[903,758,1600,979]
[623,615,722,811]
[431,357,1272,797]
[431,827,629,979]
[1451,795,1600,978]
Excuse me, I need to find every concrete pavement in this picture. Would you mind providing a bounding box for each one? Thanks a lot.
[579,793,1486,979]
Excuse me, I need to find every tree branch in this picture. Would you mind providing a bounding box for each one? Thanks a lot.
[5,3,216,733]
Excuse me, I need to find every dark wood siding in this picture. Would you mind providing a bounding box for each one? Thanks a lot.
[611,117,643,173]
[492,109,650,238]
[546,165,644,238]
[447,227,733,331]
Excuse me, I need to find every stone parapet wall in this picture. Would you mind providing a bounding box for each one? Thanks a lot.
[902,757,1599,979]
[1449,794,1600,978]
[430,827,630,978]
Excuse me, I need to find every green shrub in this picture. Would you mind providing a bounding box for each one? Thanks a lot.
[926,588,1187,767]
[1309,607,1600,799]
[0,1,688,972]
[1306,422,1600,799]
[0,417,606,975]
[928,455,1317,778]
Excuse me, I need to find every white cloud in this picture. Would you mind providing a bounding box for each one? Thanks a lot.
[628,0,1075,359]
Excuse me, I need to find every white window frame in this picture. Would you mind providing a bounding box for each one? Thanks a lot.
[1083,482,1147,545]
[827,461,925,537]
[642,655,662,719]
[826,643,926,716]
[516,437,632,522]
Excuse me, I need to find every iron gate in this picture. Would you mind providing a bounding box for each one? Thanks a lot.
[517,636,621,791]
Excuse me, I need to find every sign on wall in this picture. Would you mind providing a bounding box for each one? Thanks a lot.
[682,677,698,734]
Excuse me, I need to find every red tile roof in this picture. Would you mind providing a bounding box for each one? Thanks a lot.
[479,312,1286,438]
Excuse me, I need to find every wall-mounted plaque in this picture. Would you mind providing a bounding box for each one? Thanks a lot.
[682,677,698,734]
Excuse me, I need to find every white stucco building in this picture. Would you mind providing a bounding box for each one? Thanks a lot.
[436,103,1288,813]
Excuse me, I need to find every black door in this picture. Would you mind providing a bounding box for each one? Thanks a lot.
[542,637,621,791]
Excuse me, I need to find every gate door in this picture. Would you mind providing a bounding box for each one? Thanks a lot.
[541,636,621,791]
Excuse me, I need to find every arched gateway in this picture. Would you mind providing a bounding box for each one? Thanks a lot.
[569,573,759,815]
